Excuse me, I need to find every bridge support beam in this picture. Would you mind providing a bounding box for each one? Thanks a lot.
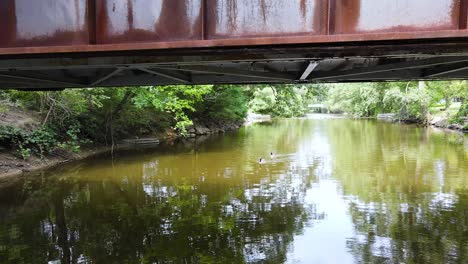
[299,62,319,81]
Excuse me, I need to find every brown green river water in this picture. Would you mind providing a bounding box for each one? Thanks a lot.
[0,116,467,264]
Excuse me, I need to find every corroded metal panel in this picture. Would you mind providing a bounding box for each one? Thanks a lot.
[333,0,461,34]
[461,0,468,29]
[205,0,328,39]
[96,0,203,44]
[0,0,466,54]
[0,0,90,48]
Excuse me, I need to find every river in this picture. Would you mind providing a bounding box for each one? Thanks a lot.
[0,116,467,264]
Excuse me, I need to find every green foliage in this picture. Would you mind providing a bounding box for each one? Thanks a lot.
[197,85,248,121]
[2,84,251,149]
[0,125,23,149]
[0,125,58,159]
[0,125,30,159]
[249,85,308,118]
[427,80,467,109]
[133,85,213,133]
[26,126,58,156]
[249,86,276,115]
[57,124,91,153]
[4,90,40,109]
[0,80,464,160]
[0,91,8,112]
[451,101,468,124]
[305,83,329,103]
[324,81,438,122]
[326,83,381,117]
[383,85,430,122]
[458,101,468,117]
[17,146,31,160]
[272,86,308,118]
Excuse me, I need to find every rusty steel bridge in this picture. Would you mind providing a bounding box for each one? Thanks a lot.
[0,0,467,90]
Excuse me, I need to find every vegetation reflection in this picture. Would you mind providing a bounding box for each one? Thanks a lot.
[325,120,468,263]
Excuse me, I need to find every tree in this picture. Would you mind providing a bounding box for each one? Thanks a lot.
[326,83,381,117]
[133,85,213,133]
[427,81,466,109]
[383,83,430,122]
[196,85,248,121]
[248,85,308,118]
[248,86,276,115]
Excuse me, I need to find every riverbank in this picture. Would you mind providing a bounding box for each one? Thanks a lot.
[0,118,244,179]
[0,146,114,179]
[376,113,467,133]
[186,118,244,137]
[429,116,468,133]
[1,112,465,179]
[0,85,251,179]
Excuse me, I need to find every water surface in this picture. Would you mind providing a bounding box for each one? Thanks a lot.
[0,117,467,263]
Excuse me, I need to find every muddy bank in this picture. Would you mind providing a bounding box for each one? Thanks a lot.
[186,119,244,137]
[0,119,245,179]
[0,146,117,179]
[430,116,468,133]
[377,113,467,133]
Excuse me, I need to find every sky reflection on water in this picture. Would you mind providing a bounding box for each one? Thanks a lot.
[0,117,467,263]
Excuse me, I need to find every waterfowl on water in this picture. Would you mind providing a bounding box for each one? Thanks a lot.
[270,152,275,159]
[259,158,266,164]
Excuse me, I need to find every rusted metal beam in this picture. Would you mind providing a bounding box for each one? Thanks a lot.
[137,68,192,84]
[1,30,468,56]
[460,0,468,29]
[0,73,84,87]
[89,68,123,86]
[96,73,180,87]
[299,62,319,80]
[335,69,423,81]
[423,62,468,77]
[1,39,468,72]
[154,65,295,81]
[310,56,468,81]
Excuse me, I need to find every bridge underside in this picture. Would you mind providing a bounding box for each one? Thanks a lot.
[0,38,467,90]
[0,0,467,89]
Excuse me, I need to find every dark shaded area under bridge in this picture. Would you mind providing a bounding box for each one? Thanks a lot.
[0,0,467,90]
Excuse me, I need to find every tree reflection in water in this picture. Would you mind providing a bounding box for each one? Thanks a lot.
[0,130,322,263]
[325,120,468,263]
[0,118,467,263]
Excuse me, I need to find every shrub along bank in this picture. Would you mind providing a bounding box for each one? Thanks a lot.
[324,81,467,130]
[0,85,248,163]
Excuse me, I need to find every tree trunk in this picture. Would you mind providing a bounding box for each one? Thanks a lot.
[112,90,135,118]
[418,80,426,90]
[445,95,451,110]
[54,191,71,264]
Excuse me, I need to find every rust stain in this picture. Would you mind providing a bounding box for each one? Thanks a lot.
[96,0,203,44]
[334,0,461,34]
[1,30,468,57]
[225,0,238,33]
[0,0,16,47]
[154,1,191,41]
[260,0,268,22]
[300,0,307,18]
[460,0,467,29]
[87,0,96,44]
[0,0,89,48]
[0,0,466,50]
[127,0,133,31]
[206,0,328,39]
